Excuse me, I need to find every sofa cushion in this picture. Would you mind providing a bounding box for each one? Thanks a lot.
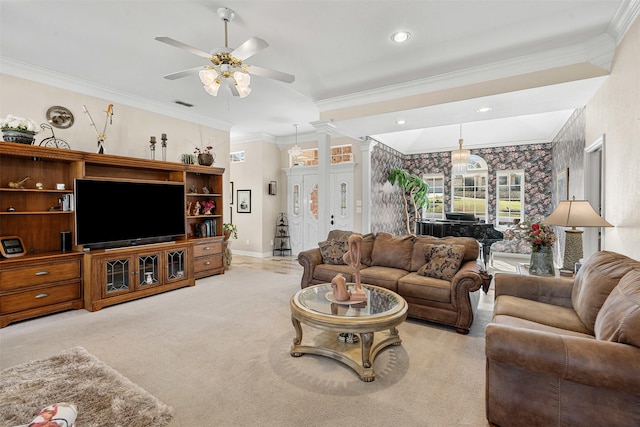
[398,272,451,303]
[572,251,640,333]
[313,263,358,283]
[595,269,640,348]
[318,239,348,265]
[417,244,466,280]
[494,295,590,334]
[360,266,407,292]
[492,314,595,339]
[360,233,375,266]
[411,236,479,271]
[371,233,414,271]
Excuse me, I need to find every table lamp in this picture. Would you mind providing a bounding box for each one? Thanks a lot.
[544,196,613,270]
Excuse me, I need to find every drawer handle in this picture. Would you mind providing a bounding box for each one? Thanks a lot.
[203,246,211,251]
[35,293,49,299]
[204,261,211,265]
[35,271,50,276]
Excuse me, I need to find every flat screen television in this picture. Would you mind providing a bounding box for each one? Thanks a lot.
[75,179,185,249]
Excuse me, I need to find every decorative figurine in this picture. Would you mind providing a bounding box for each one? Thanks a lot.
[82,103,113,154]
[8,176,31,188]
[35,182,44,189]
[343,234,366,302]
[193,201,201,216]
[189,185,196,193]
[202,186,210,194]
[331,274,351,301]
[186,202,193,216]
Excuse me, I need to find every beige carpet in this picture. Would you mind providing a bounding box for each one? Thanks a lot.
[0,346,173,427]
[0,257,491,426]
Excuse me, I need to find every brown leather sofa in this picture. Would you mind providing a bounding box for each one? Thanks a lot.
[486,250,640,426]
[298,230,485,334]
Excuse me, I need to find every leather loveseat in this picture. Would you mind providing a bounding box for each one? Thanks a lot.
[486,250,640,426]
[298,229,486,334]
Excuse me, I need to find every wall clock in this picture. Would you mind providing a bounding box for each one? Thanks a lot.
[46,106,74,129]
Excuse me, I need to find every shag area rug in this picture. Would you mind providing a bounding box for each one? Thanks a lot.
[0,346,173,427]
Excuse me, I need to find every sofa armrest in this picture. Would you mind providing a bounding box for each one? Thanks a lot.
[451,260,483,294]
[494,273,574,308]
[298,248,323,288]
[486,323,640,396]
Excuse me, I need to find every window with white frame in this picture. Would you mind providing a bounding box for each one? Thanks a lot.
[496,170,524,226]
[451,155,488,221]
[290,145,353,167]
[422,174,445,220]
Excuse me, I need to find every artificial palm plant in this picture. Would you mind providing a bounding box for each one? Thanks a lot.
[388,168,429,235]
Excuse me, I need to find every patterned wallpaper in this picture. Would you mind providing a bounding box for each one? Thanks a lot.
[371,141,555,232]
[549,107,587,260]
[371,142,405,235]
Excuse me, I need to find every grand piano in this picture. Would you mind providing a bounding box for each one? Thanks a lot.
[417,212,503,266]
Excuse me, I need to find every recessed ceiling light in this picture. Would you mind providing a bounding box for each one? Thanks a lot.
[477,107,492,113]
[391,31,411,43]
[396,119,406,125]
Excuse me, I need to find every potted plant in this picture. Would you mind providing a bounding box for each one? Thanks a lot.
[388,168,429,235]
[1,114,40,145]
[194,145,215,166]
[223,223,237,241]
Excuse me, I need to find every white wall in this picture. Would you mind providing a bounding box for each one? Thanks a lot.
[585,16,640,260]
[0,73,232,233]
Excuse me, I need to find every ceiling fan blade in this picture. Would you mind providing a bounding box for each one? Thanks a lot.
[247,65,295,83]
[155,36,211,59]
[232,37,269,61]
[163,66,207,80]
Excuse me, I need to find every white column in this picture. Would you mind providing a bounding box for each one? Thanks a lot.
[311,120,336,239]
[358,137,377,233]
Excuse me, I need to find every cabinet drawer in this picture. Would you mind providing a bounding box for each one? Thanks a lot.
[194,255,223,273]
[194,242,222,257]
[0,281,81,314]
[0,259,81,291]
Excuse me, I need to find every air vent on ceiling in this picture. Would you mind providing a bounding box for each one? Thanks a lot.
[174,100,194,107]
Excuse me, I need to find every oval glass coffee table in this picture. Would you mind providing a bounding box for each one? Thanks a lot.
[290,283,408,382]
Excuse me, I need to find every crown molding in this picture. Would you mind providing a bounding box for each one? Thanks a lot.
[608,0,640,44]
[0,56,232,132]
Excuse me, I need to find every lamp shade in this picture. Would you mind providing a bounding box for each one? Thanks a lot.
[544,198,613,228]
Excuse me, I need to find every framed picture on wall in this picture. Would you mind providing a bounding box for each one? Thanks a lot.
[237,190,251,213]
[230,181,234,204]
[557,168,569,204]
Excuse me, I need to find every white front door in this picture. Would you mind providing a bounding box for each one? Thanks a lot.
[284,163,355,255]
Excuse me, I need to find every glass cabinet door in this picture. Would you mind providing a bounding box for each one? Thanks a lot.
[104,257,132,295]
[138,253,160,288]
[166,249,186,282]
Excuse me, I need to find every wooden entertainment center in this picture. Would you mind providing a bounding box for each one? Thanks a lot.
[0,142,225,327]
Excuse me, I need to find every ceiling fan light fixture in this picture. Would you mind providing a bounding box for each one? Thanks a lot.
[203,81,221,96]
[233,71,251,88]
[199,69,218,86]
[236,85,252,98]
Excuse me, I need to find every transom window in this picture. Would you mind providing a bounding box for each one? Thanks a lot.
[496,170,524,226]
[290,145,353,166]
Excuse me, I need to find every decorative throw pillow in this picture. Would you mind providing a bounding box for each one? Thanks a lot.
[318,239,348,265]
[417,244,466,280]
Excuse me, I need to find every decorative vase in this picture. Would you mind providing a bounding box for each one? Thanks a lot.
[198,153,214,166]
[529,246,555,276]
[2,130,36,145]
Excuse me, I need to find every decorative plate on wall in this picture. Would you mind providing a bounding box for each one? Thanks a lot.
[46,106,74,129]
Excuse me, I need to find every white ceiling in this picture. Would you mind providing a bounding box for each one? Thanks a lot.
[1,1,638,153]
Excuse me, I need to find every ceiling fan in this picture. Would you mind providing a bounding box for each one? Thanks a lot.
[155,7,294,98]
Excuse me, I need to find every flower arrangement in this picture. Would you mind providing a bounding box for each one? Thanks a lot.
[201,200,215,214]
[508,217,556,252]
[194,145,213,155]
[1,114,40,133]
